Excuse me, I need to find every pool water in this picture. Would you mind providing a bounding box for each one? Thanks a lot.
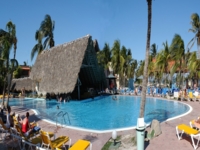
[3,95,190,131]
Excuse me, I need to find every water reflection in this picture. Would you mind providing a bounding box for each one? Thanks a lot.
[146,109,175,123]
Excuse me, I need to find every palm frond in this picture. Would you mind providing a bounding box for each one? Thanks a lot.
[187,37,196,50]
[43,37,50,49]
[31,43,43,60]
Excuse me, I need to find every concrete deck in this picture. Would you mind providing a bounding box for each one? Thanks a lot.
[145,100,200,150]
[1,99,200,150]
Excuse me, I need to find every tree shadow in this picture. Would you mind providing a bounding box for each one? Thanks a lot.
[144,140,150,149]
[82,135,98,142]
[176,133,198,149]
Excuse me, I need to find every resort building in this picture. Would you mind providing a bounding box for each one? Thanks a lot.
[20,65,31,78]
[12,35,107,99]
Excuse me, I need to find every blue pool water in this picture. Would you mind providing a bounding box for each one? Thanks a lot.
[2,95,190,131]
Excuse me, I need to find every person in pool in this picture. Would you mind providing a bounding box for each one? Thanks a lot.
[112,95,118,100]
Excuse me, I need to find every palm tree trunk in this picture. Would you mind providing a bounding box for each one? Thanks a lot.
[1,77,7,107]
[6,48,16,107]
[13,49,16,60]
[139,0,152,118]
[4,57,10,108]
[6,74,12,107]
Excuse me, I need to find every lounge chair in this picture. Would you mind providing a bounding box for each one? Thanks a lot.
[39,130,55,147]
[15,124,37,139]
[161,88,167,97]
[22,139,42,150]
[13,125,42,150]
[181,92,188,101]
[40,130,71,150]
[188,92,194,101]
[0,117,10,141]
[10,127,24,149]
[193,92,200,101]
[0,94,13,99]
[176,124,200,149]
[0,94,7,99]
[69,139,92,150]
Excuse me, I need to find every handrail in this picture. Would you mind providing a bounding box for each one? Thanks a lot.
[56,111,63,116]
[63,112,71,125]
[55,111,71,127]
[56,111,63,126]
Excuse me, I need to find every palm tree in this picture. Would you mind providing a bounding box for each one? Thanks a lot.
[31,30,44,60]
[5,22,18,106]
[188,13,200,56]
[39,14,55,49]
[6,21,17,59]
[127,59,138,79]
[0,22,18,107]
[103,43,111,66]
[120,46,132,86]
[0,31,12,107]
[184,49,191,88]
[148,43,158,84]
[187,52,200,87]
[139,0,152,118]
[97,43,111,69]
[125,49,138,80]
[111,40,124,75]
[136,60,145,78]
[150,43,157,58]
[155,41,171,86]
[23,61,27,66]
[31,14,55,60]
[170,34,185,88]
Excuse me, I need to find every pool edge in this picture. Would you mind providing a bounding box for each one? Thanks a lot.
[26,97,193,133]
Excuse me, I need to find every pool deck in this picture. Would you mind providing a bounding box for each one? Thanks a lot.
[3,99,200,150]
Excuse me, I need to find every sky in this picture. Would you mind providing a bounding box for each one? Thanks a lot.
[0,0,200,66]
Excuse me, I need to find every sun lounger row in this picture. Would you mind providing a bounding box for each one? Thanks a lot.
[0,116,92,150]
[0,94,13,99]
[178,91,200,101]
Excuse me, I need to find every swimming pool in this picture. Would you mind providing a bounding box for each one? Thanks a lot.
[3,95,190,131]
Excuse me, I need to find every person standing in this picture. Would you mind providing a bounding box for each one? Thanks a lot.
[21,87,26,97]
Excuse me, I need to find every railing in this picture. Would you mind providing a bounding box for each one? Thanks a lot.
[55,111,71,127]
[63,112,71,125]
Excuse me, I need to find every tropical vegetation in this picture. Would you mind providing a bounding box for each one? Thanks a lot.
[0,11,200,108]
[97,11,200,92]
[0,21,18,107]
[31,14,55,60]
[97,40,138,88]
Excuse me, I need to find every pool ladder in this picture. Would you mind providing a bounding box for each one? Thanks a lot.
[56,111,71,127]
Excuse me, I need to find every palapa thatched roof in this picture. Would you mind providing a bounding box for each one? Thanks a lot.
[29,35,106,95]
[11,77,34,91]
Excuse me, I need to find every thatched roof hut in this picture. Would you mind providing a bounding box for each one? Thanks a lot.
[11,77,34,91]
[29,35,106,98]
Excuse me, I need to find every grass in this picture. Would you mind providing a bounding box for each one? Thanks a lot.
[101,140,112,150]
[101,135,121,150]
[131,136,137,145]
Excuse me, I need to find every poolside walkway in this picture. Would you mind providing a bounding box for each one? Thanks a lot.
[1,99,200,150]
[145,100,200,150]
